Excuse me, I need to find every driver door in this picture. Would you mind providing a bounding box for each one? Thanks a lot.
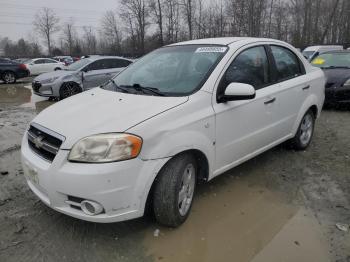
[212,45,280,175]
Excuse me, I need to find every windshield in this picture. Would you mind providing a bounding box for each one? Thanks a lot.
[311,53,350,68]
[66,58,92,71]
[302,51,315,59]
[102,45,227,96]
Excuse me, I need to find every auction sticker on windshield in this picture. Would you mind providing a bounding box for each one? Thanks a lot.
[195,47,227,53]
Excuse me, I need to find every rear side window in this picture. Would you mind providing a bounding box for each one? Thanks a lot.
[88,59,109,71]
[44,59,57,64]
[271,46,304,81]
[107,59,132,69]
[223,46,269,90]
[34,59,45,64]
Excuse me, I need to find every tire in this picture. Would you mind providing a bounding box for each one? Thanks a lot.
[54,67,61,71]
[2,71,16,84]
[288,109,315,150]
[153,153,197,227]
[59,82,82,100]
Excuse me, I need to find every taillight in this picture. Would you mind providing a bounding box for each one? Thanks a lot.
[19,64,27,70]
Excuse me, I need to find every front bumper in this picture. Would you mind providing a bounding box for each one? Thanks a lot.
[325,86,350,105]
[21,134,169,223]
[17,69,30,79]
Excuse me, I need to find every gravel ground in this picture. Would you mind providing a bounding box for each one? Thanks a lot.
[0,81,349,262]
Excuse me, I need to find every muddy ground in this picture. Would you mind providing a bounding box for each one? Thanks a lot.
[0,80,349,262]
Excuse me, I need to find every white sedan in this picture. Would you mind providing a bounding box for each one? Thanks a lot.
[25,58,65,76]
[21,37,325,227]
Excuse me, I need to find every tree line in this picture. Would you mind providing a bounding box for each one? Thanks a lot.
[1,0,350,58]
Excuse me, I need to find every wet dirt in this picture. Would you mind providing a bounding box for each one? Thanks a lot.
[0,81,349,262]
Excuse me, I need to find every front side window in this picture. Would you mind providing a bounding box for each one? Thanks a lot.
[271,46,303,80]
[222,46,269,90]
[102,45,227,96]
[66,58,92,71]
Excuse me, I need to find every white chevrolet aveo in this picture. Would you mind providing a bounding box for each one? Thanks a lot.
[21,38,325,227]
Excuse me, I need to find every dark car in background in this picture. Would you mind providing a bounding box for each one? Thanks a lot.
[311,51,350,107]
[0,58,30,84]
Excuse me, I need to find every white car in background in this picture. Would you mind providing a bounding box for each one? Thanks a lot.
[21,37,325,227]
[25,58,65,76]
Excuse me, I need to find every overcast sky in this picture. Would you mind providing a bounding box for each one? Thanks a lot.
[0,0,119,41]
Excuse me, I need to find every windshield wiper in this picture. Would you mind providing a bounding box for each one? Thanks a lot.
[120,83,165,96]
[321,66,350,69]
[109,79,131,93]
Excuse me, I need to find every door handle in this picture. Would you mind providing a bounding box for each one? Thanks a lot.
[264,97,276,105]
[302,85,310,90]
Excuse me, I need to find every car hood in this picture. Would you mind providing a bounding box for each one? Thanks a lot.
[31,88,189,149]
[323,68,350,86]
[34,69,76,81]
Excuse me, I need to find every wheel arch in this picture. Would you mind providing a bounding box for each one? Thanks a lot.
[142,148,210,217]
[292,94,320,135]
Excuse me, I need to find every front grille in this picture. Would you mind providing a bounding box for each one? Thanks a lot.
[27,124,64,162]
[32,81,42,92]
[325,83,335,89]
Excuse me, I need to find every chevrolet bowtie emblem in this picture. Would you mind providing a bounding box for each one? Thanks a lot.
[34,135,44,149]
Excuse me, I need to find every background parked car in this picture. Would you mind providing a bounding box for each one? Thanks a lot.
[14,58,31,64]
[311,50,350,107]
[25,58,65,76]
[53,56,74,66]
[302,45,343,61]
[32,56,133,99]
[0,58,30,84]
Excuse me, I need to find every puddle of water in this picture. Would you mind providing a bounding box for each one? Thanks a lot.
[143,176,329,262]
[251,209,330,262]
[0,84,54,113]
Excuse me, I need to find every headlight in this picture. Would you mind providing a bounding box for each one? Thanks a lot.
[41,76,60,84]
[68,133,142,163]
[343,79,350,87]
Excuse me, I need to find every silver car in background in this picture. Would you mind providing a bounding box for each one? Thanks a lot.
[32,56,133,99]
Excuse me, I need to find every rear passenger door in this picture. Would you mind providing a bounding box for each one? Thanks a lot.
[268,45,309,139]
[105,59,132,76]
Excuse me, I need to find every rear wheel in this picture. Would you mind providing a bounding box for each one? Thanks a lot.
[59,82,82,99]
[288,109,315,150]
[153,153,197,227]
[2,71,16,84]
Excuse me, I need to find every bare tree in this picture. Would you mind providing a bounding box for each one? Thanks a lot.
[101,11,122,53]
[62,20,76,56]
[120,0,149,54]
[150,0,164,45]
[82,26,97,54]
[33,7,60,55]
[180,0,195,39]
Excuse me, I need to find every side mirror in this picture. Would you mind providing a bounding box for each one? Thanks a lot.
[218,83,256,103]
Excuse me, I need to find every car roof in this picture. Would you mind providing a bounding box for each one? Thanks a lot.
[88,56,133,61]
[168,37,284,46]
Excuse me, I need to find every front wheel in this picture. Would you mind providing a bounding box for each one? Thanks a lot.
[288,109,315,150]
[153,153,197,227]
[59,82,82,100]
